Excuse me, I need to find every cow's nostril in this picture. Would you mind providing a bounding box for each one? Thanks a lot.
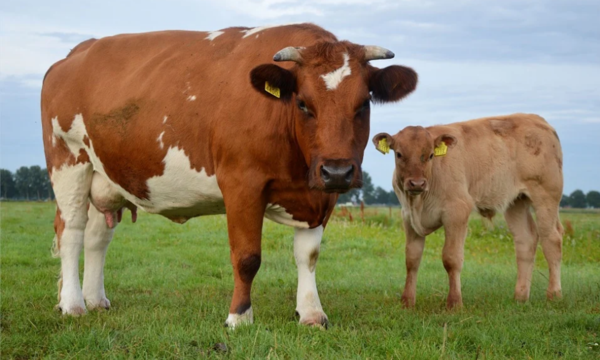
[321,166,331,181]
[344,165,354,182]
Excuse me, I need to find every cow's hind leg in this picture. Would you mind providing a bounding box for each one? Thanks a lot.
[505,197,538,301]
[82,204,115,310]
[294,226,328,327]
[52,162,93,315]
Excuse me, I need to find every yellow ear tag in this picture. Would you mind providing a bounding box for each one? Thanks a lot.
[377,138,390,154]
[434,141,448,157]
[265,81,280,98]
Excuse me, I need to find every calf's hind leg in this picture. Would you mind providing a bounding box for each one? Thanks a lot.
[530,190,563,299]
[505,197,538,301]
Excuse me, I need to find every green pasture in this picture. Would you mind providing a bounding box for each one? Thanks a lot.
[1,202,599,359]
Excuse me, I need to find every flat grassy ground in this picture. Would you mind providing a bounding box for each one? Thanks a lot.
[1,202,599,359]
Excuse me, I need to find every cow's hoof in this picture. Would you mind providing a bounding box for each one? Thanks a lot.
[86,297,111,311]
[224,307,253,329]
[55,303,87,316]
[298,310,328,329]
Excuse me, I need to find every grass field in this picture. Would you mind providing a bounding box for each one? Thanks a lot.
[1,202,599,359]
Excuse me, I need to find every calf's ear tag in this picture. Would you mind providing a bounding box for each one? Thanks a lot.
[377,138,390,154]
[434,141,447,157]
[265,82,280,98]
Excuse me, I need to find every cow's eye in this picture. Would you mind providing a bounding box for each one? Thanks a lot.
[429,153,434,160]
[356,99,370,116]
[297,100,309,114]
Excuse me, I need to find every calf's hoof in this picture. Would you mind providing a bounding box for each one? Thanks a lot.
[546,289,562,300]
[401,295,416,309]
[446,296,463,310]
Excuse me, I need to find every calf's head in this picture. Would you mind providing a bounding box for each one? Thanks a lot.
[250,41,417,193]
[373,127,457,195]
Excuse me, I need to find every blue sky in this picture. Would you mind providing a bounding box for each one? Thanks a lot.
[1,0,599,194]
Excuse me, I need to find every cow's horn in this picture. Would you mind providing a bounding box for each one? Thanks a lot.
[273,47,303,62]
[364,46,395,61]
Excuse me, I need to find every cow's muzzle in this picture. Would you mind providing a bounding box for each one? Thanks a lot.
[311,159,360,192]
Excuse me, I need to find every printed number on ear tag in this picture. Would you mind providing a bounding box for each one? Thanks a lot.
[434,141,448,157]
[265,82,280,98]
[377,138,390,154]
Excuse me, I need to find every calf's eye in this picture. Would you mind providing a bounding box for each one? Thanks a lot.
[396,152,402,159]
[429,154,434,160]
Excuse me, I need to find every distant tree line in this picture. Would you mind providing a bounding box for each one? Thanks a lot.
[1,167,54,200]
[560,190,600,209]
[337,171,400,206]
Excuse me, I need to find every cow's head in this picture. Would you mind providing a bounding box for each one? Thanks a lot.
[250,41,417,193]
[372,127,457,196]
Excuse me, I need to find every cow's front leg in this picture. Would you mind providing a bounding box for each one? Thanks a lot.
[294,226,328,327]
[223,196,265,328]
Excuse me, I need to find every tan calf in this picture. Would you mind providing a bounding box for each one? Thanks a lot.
[373,113,563,309]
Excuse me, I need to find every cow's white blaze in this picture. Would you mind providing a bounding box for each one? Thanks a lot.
[265,203,310,228]
[294,226,327,324]
[225,307,253,328]
[157,131,165,149]
[320,53,351,90]
[187,95,196,101]
[163,116,168,124]
[205,31,224,41]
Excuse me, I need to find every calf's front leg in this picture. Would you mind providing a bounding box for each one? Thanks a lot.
[401,220,426,308]
[441,210,470,309]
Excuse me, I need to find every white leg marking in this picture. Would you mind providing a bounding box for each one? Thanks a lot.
[294,226,328,326]
[321,53,351,90]
[225,307,253,328]
[52,162,93,316]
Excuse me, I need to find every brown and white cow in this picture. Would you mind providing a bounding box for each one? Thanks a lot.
[373,113,563,309]
[41,24,417,327]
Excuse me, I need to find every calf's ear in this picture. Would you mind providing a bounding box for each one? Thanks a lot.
[369,65,418,103]
[372,133,394,154]
[250,64,296,101]
[434,134,458,148]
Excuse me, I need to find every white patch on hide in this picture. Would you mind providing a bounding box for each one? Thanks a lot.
[205,30,224,41]
[320,53,351,90]
[241,23,300,38]
[265,203,310,228]
[157,131,165,149]
[145,146,224,214]
[52,116,87,157]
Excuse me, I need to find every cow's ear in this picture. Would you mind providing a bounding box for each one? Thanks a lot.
[369,65,417,103]
[372,132,394,154]
[434,134,458,149]
[250,64,296,101]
